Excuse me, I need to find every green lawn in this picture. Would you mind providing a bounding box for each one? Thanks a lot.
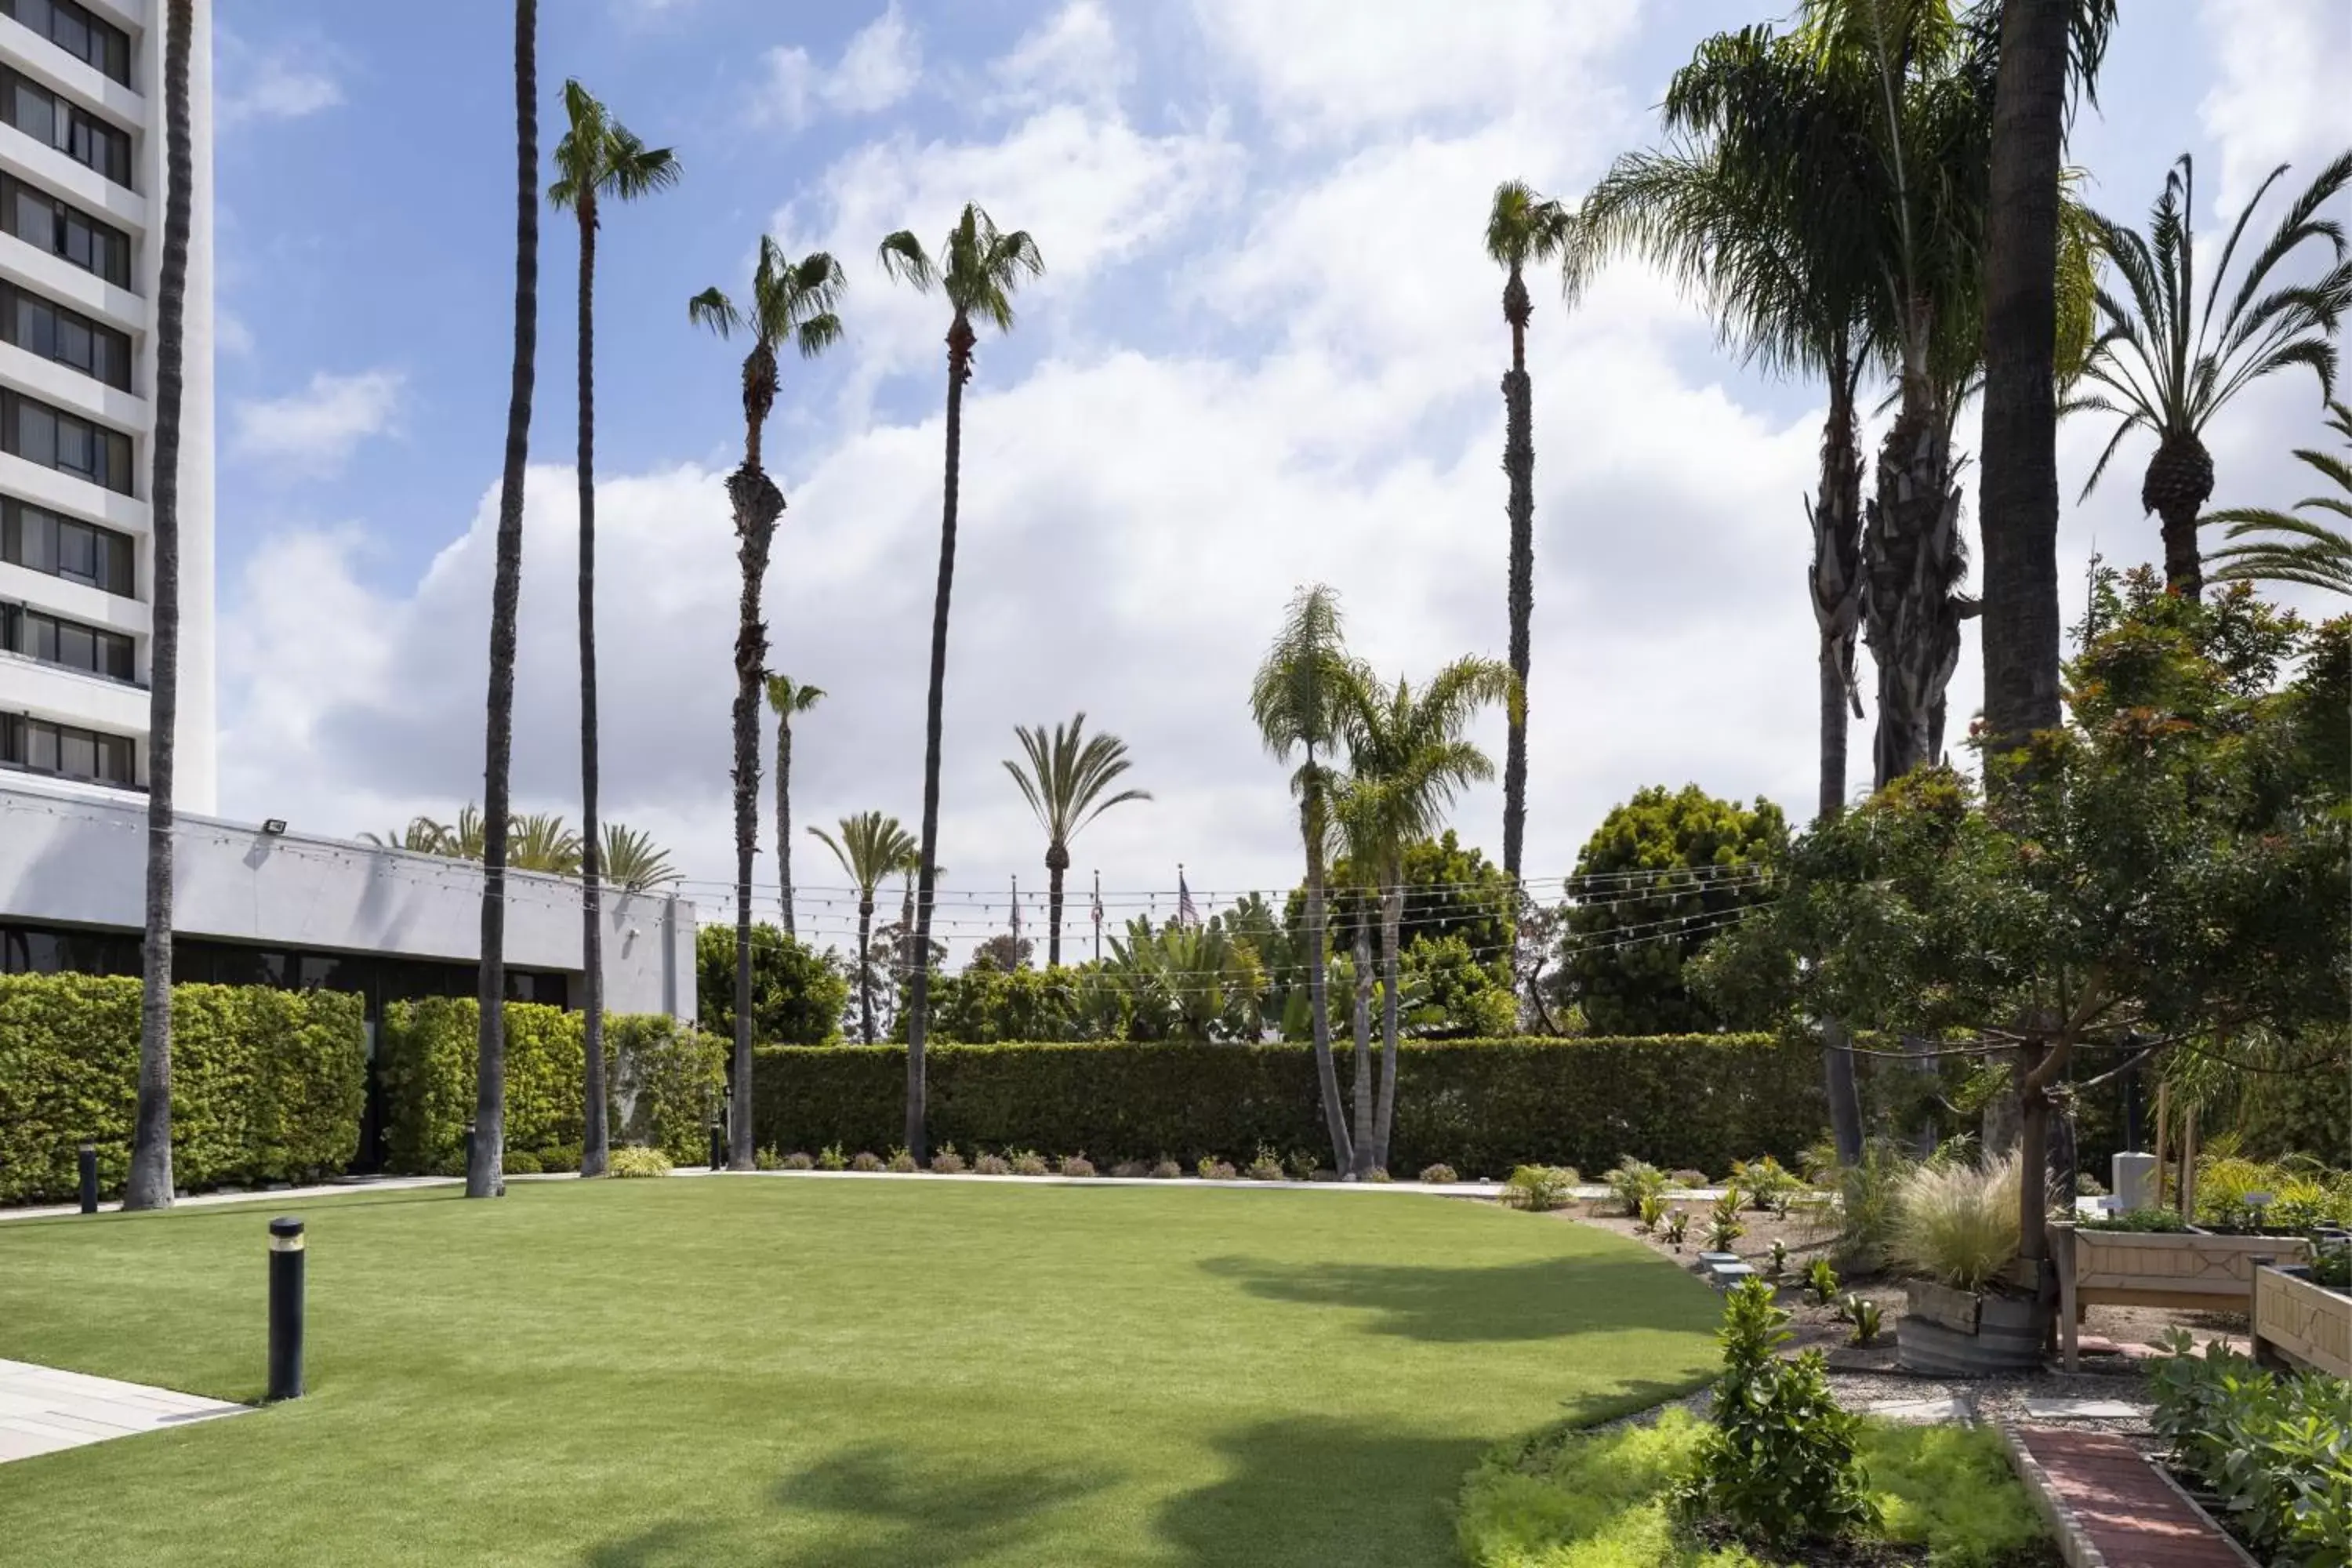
[0,1178,1719,1567]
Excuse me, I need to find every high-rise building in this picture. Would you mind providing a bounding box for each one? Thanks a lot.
[0,0,213,812]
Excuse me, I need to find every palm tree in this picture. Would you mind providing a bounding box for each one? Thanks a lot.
[811,812,918,1045]
[508,812,583,875]
[601,822,681,891]
[1484,181,1572,902]
[764,673,825,935]
[550,79,679,1181]
[2202,399,2352,595]
[877,203,1044,1159]
[363,818,452,854]
[472,0,539,1201]
[1248,584,1361,1171]
[1330,658,1516,1176]
[1002,714,1150,967]
[125,0,194,1211]
[690,238,844,1170]
[2078,151,2352,599]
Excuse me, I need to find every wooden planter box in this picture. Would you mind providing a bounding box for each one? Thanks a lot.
[2049,1221,2313,1371]
[1897,1278,2045,1375]
[2252,1265,2351,1379]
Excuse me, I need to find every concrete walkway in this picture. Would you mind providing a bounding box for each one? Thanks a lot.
[0,1359,246,1465]
[0,1175,457,1223]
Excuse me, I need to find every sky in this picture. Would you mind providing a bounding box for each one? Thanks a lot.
[209,0,2352,964]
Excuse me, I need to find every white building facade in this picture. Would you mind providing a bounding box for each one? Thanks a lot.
[0,0,215,811]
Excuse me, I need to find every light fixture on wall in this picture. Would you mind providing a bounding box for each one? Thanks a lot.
[260,818,287,836]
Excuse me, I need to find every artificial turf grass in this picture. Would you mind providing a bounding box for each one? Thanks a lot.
[0,1177,1722,1568]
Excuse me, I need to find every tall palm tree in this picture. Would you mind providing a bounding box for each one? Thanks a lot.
[1248,584,1361,1171]
[2078,151,2352,600]
[1484,180,1572,903]
[1330,657,1517,1176]
[689,238,844,1170]
[550,79,679,1181]
[764,673,825,935]
[811,812,918,1045]
[601,822,681,891]
[473,0,539,1202]
[2202,399,2352,595]
[1001,713,1150,967]
[125,0,194,1211]
[364,818,452,854]
[877,203,1043,1160]
[508,812,583,875]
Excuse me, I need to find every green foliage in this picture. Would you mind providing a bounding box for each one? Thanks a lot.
[1662,1210,1690,1247]
[1704,1214,1744,1253]
[816,1143,847,1171]
[1556,785,1787,1036]
[1893,1156,2021,1292]
[377,999,719,1171]
[1007,1149,1049,1177]
[1244,1146,1287,1181]
[2150,1330,2352,1566]
[1819,1137,1918,1273]
[1057,1154,1095,1178]
[1805,1258,1841,1306]
[539,1143,582,1174]
[1839,1295,1883,1348]
[920,964,1094,1043]
[1766,1240,1789,1279]
[695,923,846,1047]
[750,1035,1826,1178]
[850,1151,886,1173]
[1420,1163,1458,1184]
[2193,1155,2352,1234]
[972,1152,1011,1175]
[2075,1207,2192,1232]
[0,975,366,1203]
[503,1149,543,1175]
[929,1143,966,1174]
[1197,1157,1237,1180]
[1399,933,1521,1039]
[1636,1193,1668,1234]
[1502,1166,1577,1212]
[1729,1156,1800,1212]
[606,1146,672,1178]
[886,1147,918,1174]
[1604,1158,1671,1217]
[753,1145,787,1171]
[1677,1280,1875,1551]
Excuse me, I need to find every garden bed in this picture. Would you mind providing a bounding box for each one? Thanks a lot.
[2251,1262,2351,1377]
[2050,1219,2313,1370]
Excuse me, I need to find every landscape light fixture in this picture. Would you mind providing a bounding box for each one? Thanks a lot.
[261,818,288,836]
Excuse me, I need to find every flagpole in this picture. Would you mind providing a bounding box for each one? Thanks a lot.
[1092,869,1102,964]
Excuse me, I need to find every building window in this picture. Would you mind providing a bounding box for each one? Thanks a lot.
[0,69,130,187]
[0,279,128,388]
[0,388,131,492]
[2,601,133,679]
[1,496,132,594]
[0,172,131,287]
[0,1,131,85]
[0,710,135,783]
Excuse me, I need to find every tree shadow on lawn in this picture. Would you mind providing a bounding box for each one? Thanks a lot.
[580,1442,1119,1568]
[1199,1248,1717,1342]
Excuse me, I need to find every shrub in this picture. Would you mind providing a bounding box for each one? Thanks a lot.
[1008,1149,1050,1177]
[1151,1158,1182,1180]
[1603,1157,1670,1216]
[817,1143,848,1171]
[1662,1209,1690,1247]
[1057,1154,1096,1178]
[2151,1329,2352,1566]
[1669,1168,1711,1189]
[886,1147,918,1174]
[1893,1155,2021,1293]
[849,1151,885,1173]
[1198,1158,1238,1180]
[1732,1153,1802,1210]
[929,1144,967,1174]
[754,1145,786,1171]
[1286,1149,1320,1181]
[2078,1206,2190,1232]
[780,1150,815,1171]
[1635,1192,1668,1233]
[1704,1213,1745,1252]
[1675,1279,1876,1549]
[0,975,367,1203]
[1418,1163,1458,1185]
[1766,1238,1789,1278]
[1806,1258,1841,1305]
[538,1143,582,1174]
[1501,1165,1577,1212]
[1824,1136,1916,1272]
[1367,1167,1392,1182]
[2074,1170,2108,1197]
[608,1146,672,1178]
[1109,1159,1150,1178]
[1244,1145,1286,1181]
[1841,1294,1884,1347]
[972,1152,1013,1176]
[503,1149,544,1176]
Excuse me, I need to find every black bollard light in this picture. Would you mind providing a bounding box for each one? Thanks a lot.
[709,1119,726,1171]
[267,1216,306,1401]
[464,1121,477,1177]
[78,1143,98,1214]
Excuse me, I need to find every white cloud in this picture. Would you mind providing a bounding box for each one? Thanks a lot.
[230,369,403,477]
[216,32,343,129]
[988,2,1129,113]
[2197,0,2352,215]
[759,5,921,129]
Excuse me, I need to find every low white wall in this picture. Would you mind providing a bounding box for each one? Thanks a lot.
[0,778,695,1018]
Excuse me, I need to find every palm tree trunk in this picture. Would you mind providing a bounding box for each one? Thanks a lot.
[856,896,874,1044]
[1348,908,1374,1178]
[576,194,609,1181]
[1501,285,1535,902]
[1811,363,1867,1166]
[906,314,977,1162]
[775,719,795,937]
[727,465,783,1171]
[1979,0,2070,760]
[1865,379,1967,788]
[2158,495,2205,602]
[1046,854,1065,968]
[473,0,537,1202]
[126,0,194,1212]
[1301,776,1349,1171]
[1370,883,1403,1172]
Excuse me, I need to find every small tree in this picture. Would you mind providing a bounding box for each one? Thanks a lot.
[694,924,845,1047]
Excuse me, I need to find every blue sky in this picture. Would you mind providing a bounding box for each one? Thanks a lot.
[209,0,2352,954]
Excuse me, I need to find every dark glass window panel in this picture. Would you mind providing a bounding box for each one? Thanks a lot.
[56,725,93,777]
[13,395,56,465]
[25,719,56,769]
[96,730,129,781]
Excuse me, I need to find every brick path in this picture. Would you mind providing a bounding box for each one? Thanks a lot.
[2010,1425,2252,1567]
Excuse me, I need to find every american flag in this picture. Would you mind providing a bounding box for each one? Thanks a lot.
[1177,866,1199,929]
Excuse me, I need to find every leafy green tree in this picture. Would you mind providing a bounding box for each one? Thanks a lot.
[964,933,1033,974]
[2203,399,2352,596]
[878,203,1044,1160]
[764,675,825,936]
[1002,714,1150,967]
[2078,151,2352,599]
[695,924,844,1047]
[917,964,1089,1044]
[809,811,918,1045]
[1555,786,1787,1036]
[690,236,845,1169]
[1399,934,1519,1039]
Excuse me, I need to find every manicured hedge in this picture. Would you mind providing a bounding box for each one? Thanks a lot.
[750,1035,1824,1175]
[0,973,365,1203]
[378,999,722,1173]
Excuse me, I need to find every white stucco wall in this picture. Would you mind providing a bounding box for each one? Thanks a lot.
[0,779,696,1018]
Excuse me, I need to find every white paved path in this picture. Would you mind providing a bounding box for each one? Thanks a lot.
[0,1359,246,1465]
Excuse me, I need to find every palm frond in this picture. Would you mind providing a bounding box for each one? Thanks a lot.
[600,822,680,891]
[764,673,826,716]
[876,229,935,290]
[686,286,739,336]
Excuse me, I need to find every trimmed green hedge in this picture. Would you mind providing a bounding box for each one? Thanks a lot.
[379,999,722,1173]
[750,1035,1824,1175]
[0,973,365,1203]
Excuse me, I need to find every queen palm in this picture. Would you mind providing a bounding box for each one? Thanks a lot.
[1484,181,1573,902]
[690,238,844,1169]
[550,79,678,1179]
[473,0,540,1200]
[2078,151,2352,600]
[600,822,681,891]
[1248,584,1363,1172]
[1002,713,1150,967]
[1330,657,1516,1177]
[125,0,195,1210]
[764,673,824,936]
[2202,399,2352,596]
[877,203,1043,1158]
[811,812,918,1044]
